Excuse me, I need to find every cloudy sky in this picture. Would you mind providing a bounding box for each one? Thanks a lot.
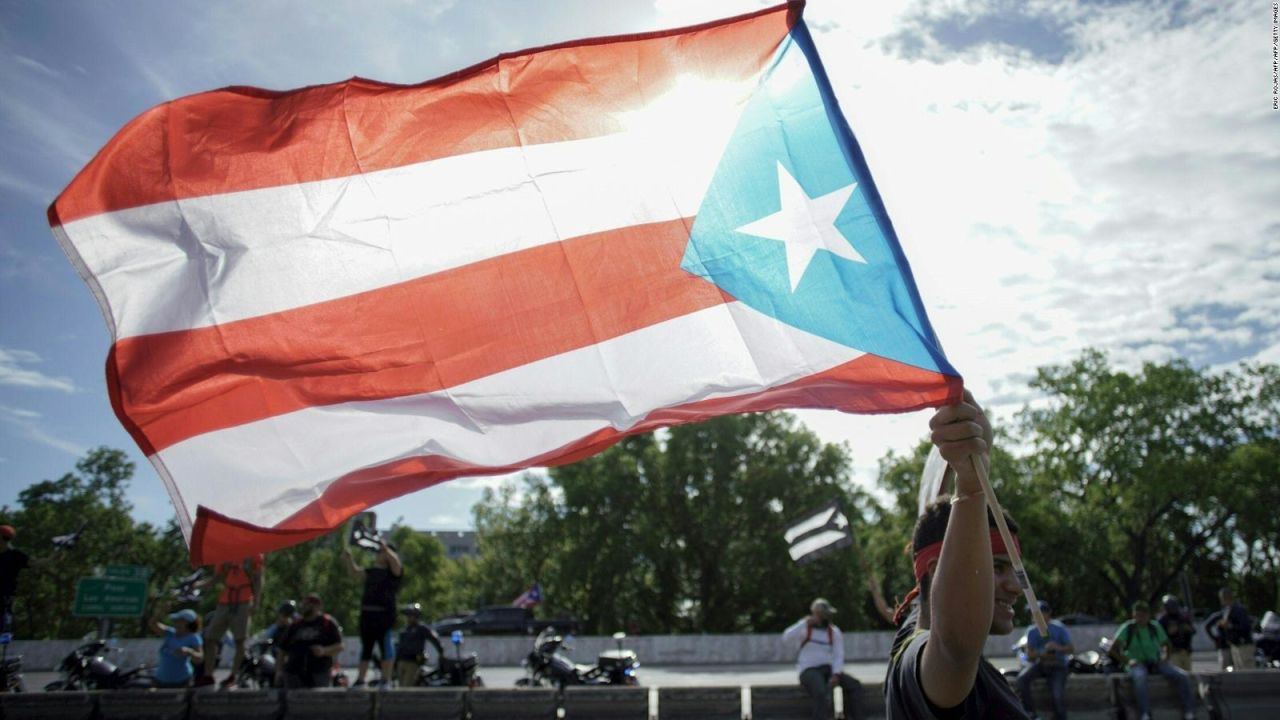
[1,0,1275,530]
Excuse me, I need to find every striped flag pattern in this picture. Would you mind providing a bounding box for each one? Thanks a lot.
[49,1,960,564]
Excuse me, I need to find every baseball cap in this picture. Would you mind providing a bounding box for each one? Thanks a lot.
[303,592,322,603]
[0,525,14,540]
[168,609,198,623]
[811,598,837,617]
[1038,600,1052,613]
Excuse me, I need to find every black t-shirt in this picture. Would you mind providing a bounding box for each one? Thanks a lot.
[885,607,1029,720]
[279,613,343,675]
[361,566,402,613]
[1158,611,1196,651]
[0,548,30,597]
[396,623,444,661]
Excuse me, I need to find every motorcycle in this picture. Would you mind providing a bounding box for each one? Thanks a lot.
[1067,635,1125,675]
[1254,610,1280,669]
[234,635,278,689]
[1,632,24,693]
[44,638,156,691]
[517,629,639,688]
[419,630,484,688]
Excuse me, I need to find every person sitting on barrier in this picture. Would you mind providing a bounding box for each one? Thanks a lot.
[150,604,204,689]
[1157,595,1196,672]
[782,598,863,720]
[1109,601,1196,720]
[394,602,444,687]
[275,592,344,689]
[1016,600,1073,720]
[885,391,1031,719]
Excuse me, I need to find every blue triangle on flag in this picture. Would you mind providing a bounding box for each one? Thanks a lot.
[682,23,955,377]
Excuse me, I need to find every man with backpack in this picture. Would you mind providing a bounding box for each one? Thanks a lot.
[1110,601,1196,720]
[783,598,862,720]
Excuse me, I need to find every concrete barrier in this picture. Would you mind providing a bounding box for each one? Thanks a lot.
[469,687,558,720]
[747,684,813,720]
[377,687,467,720]
[658,686,741,720]
[1206,669,1280,719]
[0,690,95,720]
[191,687,283,720]
[96,688,190,720]
[1014,673,1116,720]
[562,686,649,720]
[285,687,373,720]
[1113,670,1202,719]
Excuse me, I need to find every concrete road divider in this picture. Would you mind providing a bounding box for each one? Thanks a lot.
[0,690,94,720]
[470,687,558,720]
[96,688,189,720]
[658,686,741,720]
[191,687,283,720]
[1207,669,1280,719]
[285,687,373,720]
[377,687,467,720]
[562,685,649,719]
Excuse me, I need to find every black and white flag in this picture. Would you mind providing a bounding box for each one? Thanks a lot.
[784,498,853,564]
[349,511,382,551]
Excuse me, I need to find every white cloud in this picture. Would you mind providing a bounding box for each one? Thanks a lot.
[0,405,84,456]
[0,347,76,393]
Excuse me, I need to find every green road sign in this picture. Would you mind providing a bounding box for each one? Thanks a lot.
[73,577,148,617]
[103,565,151,580]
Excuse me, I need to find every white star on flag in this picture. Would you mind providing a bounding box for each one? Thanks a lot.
[735,162,865,291]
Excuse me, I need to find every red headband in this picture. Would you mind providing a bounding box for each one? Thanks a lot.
[893,529,1020,624]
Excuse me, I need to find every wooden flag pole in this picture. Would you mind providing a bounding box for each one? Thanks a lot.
[970,454,1049,637]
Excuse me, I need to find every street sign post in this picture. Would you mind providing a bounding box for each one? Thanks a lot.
[72,577,148,618]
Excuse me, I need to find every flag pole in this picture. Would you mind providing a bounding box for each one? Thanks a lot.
[970,454,1049,636]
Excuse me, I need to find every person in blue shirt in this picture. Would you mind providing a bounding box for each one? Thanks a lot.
[1016,600,1074,720]
[150,606,204,688]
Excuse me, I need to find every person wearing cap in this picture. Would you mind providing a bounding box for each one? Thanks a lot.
[1016,600,1074,720]
[1157,595,1196,672]
[150,602,204,688]
[1110,601,1196,720]
[0,525,29,638]
[885,391,1031,719]
[783,598,862,720]
[275,592,344,689]
[394,602,443,687]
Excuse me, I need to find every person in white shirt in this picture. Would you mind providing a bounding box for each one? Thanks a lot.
[783,598,863,720]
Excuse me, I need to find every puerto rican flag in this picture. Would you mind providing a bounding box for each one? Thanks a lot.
[513,583,543,609]
[48,1,959,564]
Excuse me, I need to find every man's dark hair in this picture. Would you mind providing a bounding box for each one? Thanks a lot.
[913,497,1019,607]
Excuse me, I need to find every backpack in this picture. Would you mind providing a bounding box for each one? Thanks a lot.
[802,624,834,648]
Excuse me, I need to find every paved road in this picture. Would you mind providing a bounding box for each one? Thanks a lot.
[18,652,1229,691]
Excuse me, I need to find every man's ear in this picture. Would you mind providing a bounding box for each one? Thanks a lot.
[926,558,939,576]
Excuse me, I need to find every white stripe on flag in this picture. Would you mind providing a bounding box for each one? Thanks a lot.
[784,506,835,544]
[156,300,865,529]
[787,529,849,562]
[58,93,750,340]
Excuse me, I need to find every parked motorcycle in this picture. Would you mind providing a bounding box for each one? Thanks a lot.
[1,632,24,693]
[1254,610,1280,669]
[1067,635,1125,675]
[44,638,155,691]
[517,629,639,688]
[420,630,484,688]
[234,635,278,689]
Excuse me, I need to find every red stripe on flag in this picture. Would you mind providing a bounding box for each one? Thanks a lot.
[189,351,960,564]
[110,217,730,455]
[49,3,799,226]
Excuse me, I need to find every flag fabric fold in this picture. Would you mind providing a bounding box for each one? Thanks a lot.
[49,0,960,564]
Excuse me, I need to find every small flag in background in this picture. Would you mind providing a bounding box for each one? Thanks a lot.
[785,498,853,564]
[48,0,961,564]
[513,583,543,609]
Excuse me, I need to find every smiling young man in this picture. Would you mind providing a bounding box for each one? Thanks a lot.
[885,391,1030,719]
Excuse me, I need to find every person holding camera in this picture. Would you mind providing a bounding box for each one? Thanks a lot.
[1110,601,1195,720]
[782,598,862,720]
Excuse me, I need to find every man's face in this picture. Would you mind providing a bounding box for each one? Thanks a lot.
[990,554,1020,635]
[302,599,321,618]
[1134,608,1150,624]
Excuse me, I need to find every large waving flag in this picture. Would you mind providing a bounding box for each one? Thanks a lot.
[49,1,959,564]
